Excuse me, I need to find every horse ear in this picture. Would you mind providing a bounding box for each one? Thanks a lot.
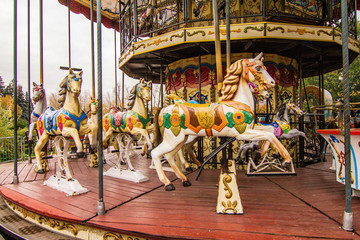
[148,81,152,85]
[140,78,144,83]
[69,68,74,75]
[33,82,36,87]
[254,52,263,61]
[78,71,83,77]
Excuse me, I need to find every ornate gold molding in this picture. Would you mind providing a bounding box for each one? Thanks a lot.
[170,32,184,41]
[38,216,78,236]
[267,26,285,33]
[287,28,315,35]
[221,200,238,214]
[223,174,233,199]
[186,30,206,37]
[6,200,35,220]
[134,44,146,50]
[317,29,333,36]
[103,232,123,240]
[244,26,264,33]
[209,28,242,35]
[147,37,169,47]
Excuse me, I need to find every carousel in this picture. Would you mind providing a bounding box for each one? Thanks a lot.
[1,0,360,239]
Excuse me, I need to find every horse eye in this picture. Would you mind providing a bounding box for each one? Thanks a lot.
[255,67,261,72]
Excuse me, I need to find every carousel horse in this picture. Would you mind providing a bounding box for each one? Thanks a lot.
[238,99,308,165]
[34,69,95,174]
[102,79,153,169]
[151,53,292,191]
[28,82,47,144]
[86,98,99,167]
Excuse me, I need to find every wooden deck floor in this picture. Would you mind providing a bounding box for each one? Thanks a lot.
[0,151,359,239]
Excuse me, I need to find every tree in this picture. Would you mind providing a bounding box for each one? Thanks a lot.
[0,95,22,119]
[0,76,5,97]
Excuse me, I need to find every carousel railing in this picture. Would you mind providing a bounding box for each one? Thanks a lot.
[119,0,357,54]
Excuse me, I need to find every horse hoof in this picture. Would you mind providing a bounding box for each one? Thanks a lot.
[164,184,175,191]
[37,169,45,174]
[103,159,107,164]
[185,167,193,172]
[182,180,192,187]
[253,151,261,164]
[283,162,292,171]
[76,152,85,158]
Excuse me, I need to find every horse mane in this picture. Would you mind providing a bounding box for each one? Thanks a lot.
[220,60,243,101]
[127,82,147,109]
[276,103,286,121]
[58,74,71,107]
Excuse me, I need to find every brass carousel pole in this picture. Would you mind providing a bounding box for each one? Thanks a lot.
[341,0,353,231]
[68,0,71,68]
[13,0,19,184]
[212,0,223,95]
[91,0,95,99]
[96,0,105,216]
[27,0,32,164]
[114,27,118,106]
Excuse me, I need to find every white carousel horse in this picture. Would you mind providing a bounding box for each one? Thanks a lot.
[28,82,47,144]
[238,99,308,173]
[151,53,292,191]
[102,79,152,182]
[34,69,95,175]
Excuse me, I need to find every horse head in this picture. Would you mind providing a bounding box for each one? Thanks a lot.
[137,78,152,103]
[32,82,45,103]
[66,69,83,98]
[87,98,98,116]
[246,53,275,100]
[287,98,304,116]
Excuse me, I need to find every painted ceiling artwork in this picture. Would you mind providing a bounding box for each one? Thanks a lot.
[166,53,298,92]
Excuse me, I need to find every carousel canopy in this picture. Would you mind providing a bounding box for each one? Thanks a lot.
[57,0,122,31]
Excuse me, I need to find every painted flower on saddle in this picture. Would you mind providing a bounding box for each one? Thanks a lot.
[233,111,245,125]
[103,117,110,132]
[57,115,66,131]
[127,116,134,130]
[114,113,122,127]
[158,114,164,127]
[170,113,181,127]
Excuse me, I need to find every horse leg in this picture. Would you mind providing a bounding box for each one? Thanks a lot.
[176,149,191,171]
[151,133,188,190]
[28,122,35,144]
[34,133,50,173]
[103,128,114,149]
[238,129,292,165]
[130,128,152,151]
[166,151,192,187]
[62,127,84,158]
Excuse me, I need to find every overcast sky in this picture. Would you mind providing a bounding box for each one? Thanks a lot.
[0,0,135,98]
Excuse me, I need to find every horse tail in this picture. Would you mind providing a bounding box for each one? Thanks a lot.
[153,107,163,148]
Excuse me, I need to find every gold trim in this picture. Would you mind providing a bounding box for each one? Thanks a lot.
[244,26,264,33]
[209,28,242,35]
[223,174,233,199]
[134,44,146,50]
[317,29,333,36]
[287,27,315,35]
[267,26,285,33]
[147,37,169,47]
[6,200,36,220]
[170,32,184,41]
[38,216,78,236]
[186,30,206,37]
[103,232,123,240]
[221,200,238,214]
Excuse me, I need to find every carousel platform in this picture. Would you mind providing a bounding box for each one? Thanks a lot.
[0,151,359,240]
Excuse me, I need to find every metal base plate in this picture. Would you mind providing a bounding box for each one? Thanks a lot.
[43,175,89,196]
[104,167,149,183]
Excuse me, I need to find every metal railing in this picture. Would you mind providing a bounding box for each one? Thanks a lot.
[119,0,357,54]
[0,136,27,163]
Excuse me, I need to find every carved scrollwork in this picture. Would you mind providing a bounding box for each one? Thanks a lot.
[103,232,123,240]
[287,28,315,35]
[244,26,264,33]
[38,216,78,236]
[221,200,238,214]
[267,26,285,33]
[317,29,333,36]
[170,32,184,41]
[186,30,206,37]
[147,38,169,47]
[134,44,146,50]
[223,174,233,199]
